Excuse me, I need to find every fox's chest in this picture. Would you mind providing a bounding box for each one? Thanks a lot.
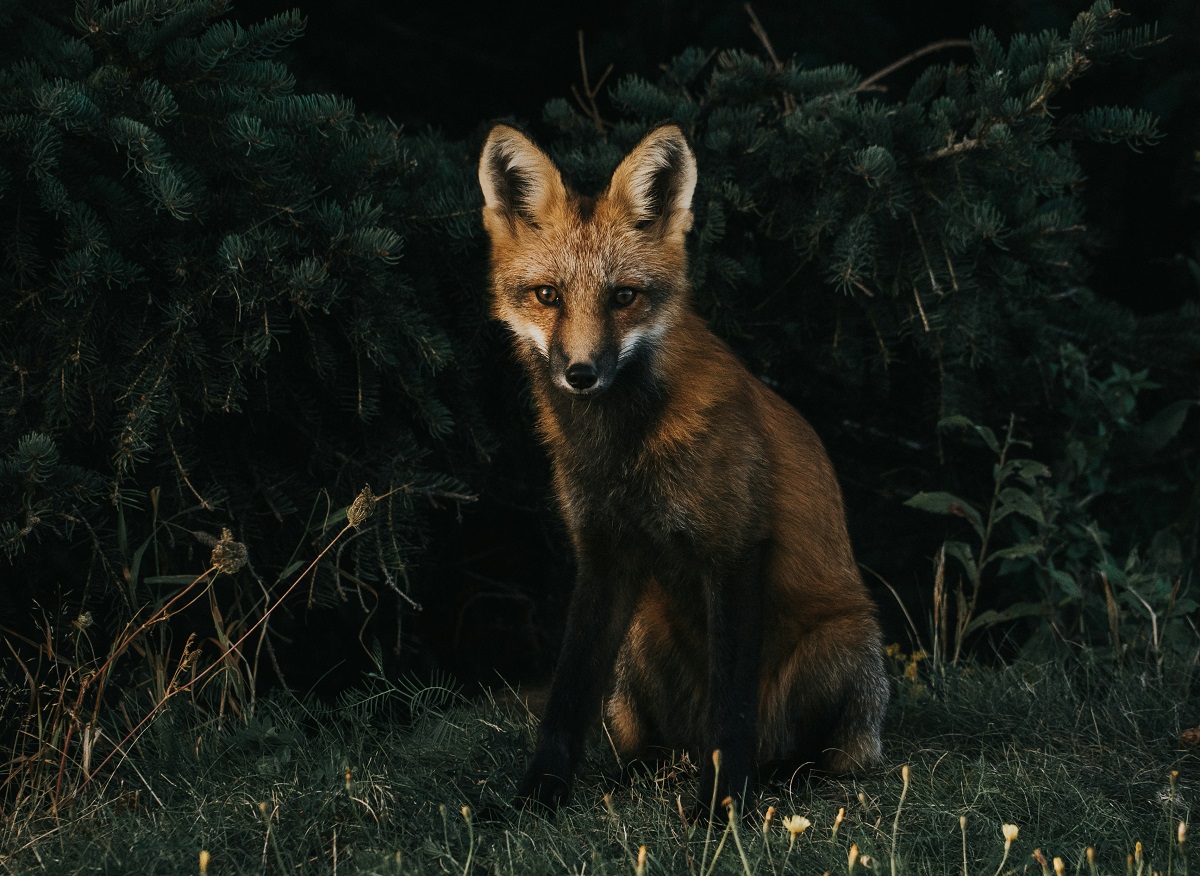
[554,442,704,542]
[544,388,752,548]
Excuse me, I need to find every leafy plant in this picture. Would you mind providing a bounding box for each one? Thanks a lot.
[906,365,1197,671]
[905,415,1052,667]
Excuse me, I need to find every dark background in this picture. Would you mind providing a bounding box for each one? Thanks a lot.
[229,0,1199,318]
[225,0,1200,692]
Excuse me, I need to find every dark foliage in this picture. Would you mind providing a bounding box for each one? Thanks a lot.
[0,0,487,704]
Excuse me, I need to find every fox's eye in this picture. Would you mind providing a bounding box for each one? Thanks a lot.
[612,287,637,308]
[533,286,560,306]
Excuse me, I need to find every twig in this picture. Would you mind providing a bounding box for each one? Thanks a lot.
[744,4,796,114]
[744,3,783,69]
[570,31,613,134]
[923,136,982,162]
[166,430,214,511]
[890,765,910,876]
[859,38,971,92]
[861,563,928,658]
[910,211,943,306]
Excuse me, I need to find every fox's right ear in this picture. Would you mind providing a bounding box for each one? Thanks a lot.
[479,125,567,234]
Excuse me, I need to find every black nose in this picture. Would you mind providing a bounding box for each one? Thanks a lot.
[565,362,598,390]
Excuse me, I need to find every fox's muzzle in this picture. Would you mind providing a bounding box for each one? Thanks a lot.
[551,347,616,396]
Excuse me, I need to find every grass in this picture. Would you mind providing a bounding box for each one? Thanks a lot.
[1,656,1196,875]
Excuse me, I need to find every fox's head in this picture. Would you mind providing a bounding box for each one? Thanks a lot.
[478,124,697,396]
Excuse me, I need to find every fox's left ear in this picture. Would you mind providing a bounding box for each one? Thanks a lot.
[608,125,697,238]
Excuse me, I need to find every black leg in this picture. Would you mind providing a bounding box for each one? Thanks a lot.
[695,544,766,820]
[515,540,640,813]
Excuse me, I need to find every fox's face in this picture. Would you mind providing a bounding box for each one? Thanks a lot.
[478,125,697,396]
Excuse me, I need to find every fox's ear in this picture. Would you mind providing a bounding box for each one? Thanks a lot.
[479,125,567,233]
[608,125,697,237]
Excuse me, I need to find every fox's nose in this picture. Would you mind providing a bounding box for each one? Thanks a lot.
[565,362,598,390]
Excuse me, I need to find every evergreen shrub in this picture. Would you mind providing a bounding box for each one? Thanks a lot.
[0,0,485,789]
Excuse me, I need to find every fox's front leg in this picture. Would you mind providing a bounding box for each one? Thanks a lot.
[695,544,767,820]
[516,539,639,813]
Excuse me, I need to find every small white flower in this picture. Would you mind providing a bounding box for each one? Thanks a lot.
[782,814,811,837]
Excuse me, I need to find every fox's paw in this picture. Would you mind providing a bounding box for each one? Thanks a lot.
[691,748,756,825]
[514,768,571,815]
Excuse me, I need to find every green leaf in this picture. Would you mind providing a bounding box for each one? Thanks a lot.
[1135,399,1197,454]
[993,453,1051,480]
[117,505,128,558]
[937,414,976,430]
[1046,567,1079,598]
[985,542,1042,566]
[277,559,307,582]
[129,534,154,591]
[1173,598,1199,615]
[144,574,204,586]
[942,540,979,585]
[994,487,1045,525]
[963,602,1051,635]
[905,491,984,537]
[938,415,1000,455]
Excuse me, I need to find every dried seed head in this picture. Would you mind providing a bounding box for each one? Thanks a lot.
[762,805,776,836]
[1033,848,1050,876]
[211,527,247,575]
[1054,857,1065,876]
[1179,821,1188,845]
[348,484,377,529]
[833,806,846,839]
[636,845,647,876]
[177,632,199,673]
[849,843,860,872]
[199,850,210,874]
[345,767,352,793]
[1003,823,1020,846]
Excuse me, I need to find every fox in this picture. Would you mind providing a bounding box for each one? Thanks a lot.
[477,122,889,816]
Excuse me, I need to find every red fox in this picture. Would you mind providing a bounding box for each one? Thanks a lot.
[477,123,889,815]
